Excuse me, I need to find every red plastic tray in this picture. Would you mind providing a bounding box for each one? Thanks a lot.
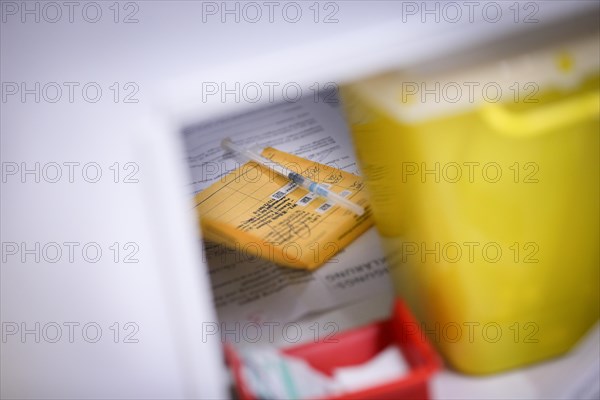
[226,299,441,400]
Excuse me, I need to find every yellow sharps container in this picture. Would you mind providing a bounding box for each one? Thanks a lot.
[341,35,600,374]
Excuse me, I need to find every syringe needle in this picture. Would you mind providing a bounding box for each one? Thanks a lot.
[221,138,365,216]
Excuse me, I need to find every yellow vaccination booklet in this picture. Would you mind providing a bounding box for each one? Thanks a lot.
[193,147,373,270]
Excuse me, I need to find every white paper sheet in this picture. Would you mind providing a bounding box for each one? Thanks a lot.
[182,98,357,195]
[182,96,393,326]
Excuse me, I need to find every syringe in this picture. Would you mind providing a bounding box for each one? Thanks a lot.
[221,138,365,216]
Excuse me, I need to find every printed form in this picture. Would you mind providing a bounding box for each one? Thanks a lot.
[193,147,374,269]
[183,97,393,325]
